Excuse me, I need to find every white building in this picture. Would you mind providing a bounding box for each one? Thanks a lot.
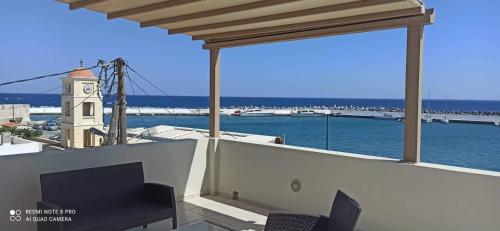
[0,104,30,123]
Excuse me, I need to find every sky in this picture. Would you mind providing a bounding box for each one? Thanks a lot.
[0,0,499,100]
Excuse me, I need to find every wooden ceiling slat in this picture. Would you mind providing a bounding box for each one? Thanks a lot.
[168,0,405,34]
[193,7,424,41]
[203,9,434,49]
[140,0,302,28]
[70,0,109,10]
[107,0,202,20]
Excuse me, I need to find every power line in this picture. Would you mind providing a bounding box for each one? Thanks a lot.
[43,83,104,126]
[41,62,114,126]
[126,74,151,138]
[126,63,204,116]
[126,63,238,140]
[0,65,99,87]
[38,86,61,94]
[126,64,175,98]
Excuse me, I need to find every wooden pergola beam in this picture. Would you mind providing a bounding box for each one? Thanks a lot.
[169,0,405,34]
[107,0,201,20]
[141,0,301,28]
[203,9,434,49]
[193,7,424,41]
[69,0,109,10]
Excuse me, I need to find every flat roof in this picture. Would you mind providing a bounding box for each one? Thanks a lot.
[58,0,433,48]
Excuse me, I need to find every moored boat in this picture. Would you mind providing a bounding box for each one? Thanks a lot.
[438,118,450,124]
[292,109,322,117]
[240,109,274,117]
[374,113,397,120]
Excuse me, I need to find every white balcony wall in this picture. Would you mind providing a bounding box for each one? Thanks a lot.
[0,140,209,231]
[2,138,500,231]
[216,139,500,231]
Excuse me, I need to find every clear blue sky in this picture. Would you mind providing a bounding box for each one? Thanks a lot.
[1,0,499,100]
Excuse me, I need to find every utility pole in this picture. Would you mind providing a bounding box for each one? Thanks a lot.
[106,104,119,145]
[116,58,127,144]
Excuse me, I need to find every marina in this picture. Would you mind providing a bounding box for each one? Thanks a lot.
[29,106,500,126]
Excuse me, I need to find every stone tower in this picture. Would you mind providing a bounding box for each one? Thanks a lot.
[60,68,104,148]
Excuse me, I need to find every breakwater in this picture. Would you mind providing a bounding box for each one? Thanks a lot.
[29,106,500,125]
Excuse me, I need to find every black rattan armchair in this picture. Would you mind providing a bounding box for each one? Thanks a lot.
[264,190,361,231]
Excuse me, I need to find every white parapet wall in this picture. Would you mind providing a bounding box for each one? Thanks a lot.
[215,139,500,231]
[0,136,43,155]
[0,140,209,231]
[2,138,500,231]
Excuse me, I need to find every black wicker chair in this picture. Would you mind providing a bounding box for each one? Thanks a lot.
[264,190,361,231]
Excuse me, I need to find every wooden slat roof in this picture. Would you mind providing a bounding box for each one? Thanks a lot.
[58,0,433,48]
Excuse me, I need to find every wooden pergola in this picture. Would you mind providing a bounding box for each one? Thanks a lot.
[59,0,434,163]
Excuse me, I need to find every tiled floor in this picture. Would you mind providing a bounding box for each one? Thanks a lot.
[129,196,271,231]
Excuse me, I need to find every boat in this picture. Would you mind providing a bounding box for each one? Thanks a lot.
[438,118,450,124]
[422,116,433,123]
[239,109,274,117]
[439,95,450,124]
[374,113,397,120]
[231,110,241,116]
[495,122,500,126]
[330,111,341,116]
[292,109,322,117]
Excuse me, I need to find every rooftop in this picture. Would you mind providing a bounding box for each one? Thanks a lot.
[126,125,278,144]
[67,67,95,78]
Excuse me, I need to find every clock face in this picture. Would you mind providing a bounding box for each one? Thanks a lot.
[83,84,93,94]
[65,84,71,93]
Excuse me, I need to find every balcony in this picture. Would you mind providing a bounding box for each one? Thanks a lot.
[2,138,500,231]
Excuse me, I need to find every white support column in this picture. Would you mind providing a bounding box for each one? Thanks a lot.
[209,48,220,138]
[403,25,424,163]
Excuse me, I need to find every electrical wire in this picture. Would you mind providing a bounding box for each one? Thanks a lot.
[126,63,238,140]
[126,74,151,139]
[0,65,99,87]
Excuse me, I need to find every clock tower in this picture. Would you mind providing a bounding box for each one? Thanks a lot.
[60,68,104,148]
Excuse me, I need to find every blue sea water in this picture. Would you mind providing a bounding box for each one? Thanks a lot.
[116,115,499,172]
[3,93,500,172]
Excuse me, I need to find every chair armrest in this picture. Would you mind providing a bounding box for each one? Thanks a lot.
[264,212,328,231]
[144,183,177,228]
[36,201,65,231]
[144,183,176,207]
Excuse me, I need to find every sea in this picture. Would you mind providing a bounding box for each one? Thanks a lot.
[2,93,500,172]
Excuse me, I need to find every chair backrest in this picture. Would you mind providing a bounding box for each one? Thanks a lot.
[328,190,362,231]
[40,162,145,211]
